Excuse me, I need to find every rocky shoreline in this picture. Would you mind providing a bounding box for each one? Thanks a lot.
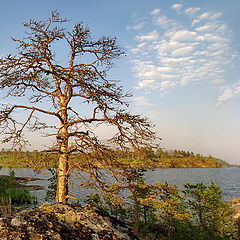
[0,203,139,240]
[13,176,44,191]
[0,175,44,191]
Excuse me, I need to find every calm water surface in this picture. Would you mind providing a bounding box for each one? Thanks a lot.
[144,168,240,200]
[1,167,240,204]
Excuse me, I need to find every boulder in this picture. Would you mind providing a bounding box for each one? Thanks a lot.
[0,203,139,240]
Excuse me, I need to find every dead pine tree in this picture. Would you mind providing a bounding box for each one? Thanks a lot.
[0,11,157,203]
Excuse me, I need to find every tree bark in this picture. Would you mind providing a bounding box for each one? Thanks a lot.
[56,143,69,203]
[56,104,69,203]
[133,194,140,237]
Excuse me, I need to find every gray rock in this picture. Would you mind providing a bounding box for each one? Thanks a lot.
[11,215,27,226]
[0,203,139,240]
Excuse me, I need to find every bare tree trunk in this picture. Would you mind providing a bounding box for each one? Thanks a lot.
[56,104,69,203]
[133,194,140,237]
[56,144,69,203]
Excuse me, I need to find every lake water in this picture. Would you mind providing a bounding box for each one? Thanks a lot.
[1,167,240,205]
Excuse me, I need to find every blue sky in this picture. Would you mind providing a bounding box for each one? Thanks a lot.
[0,0,240,163]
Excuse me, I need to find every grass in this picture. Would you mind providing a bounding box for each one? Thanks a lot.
[0,164,27,168]
[0,151,57,168]
[0,169,37,216]
[0,188,36,205]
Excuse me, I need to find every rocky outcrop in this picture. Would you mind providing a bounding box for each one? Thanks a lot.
[230,197,240,227]
[0,203,139,240]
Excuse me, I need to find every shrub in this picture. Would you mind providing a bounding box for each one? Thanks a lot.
[0,169,37,207]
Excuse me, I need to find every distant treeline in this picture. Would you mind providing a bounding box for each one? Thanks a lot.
[112,147,210,159]
[110,147,226,168]
[0,147,227,169]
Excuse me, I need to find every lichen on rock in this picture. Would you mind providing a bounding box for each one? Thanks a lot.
[0,203,139,240]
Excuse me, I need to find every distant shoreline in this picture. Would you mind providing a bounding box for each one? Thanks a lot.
[0,157,234,169]
[0,150,234,169]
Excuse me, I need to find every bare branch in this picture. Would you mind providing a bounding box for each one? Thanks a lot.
[0,12,158,203]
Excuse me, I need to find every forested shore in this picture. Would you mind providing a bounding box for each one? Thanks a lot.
[0,148,230,169]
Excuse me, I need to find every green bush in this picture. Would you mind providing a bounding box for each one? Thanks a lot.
[181,182,238,240]
[0,169,37,207]
[0,188,37,205]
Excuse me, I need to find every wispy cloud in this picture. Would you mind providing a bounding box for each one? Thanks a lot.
[170,30,197,41]
[192,11,223,25]
[127,4,237,98]
[135,30,159,41]
[154,15,180,30]
[134,96,154,107]
[126,22,145,30]
[151,8,161,15]
[217,81,240,104]
[172,46,194,56]
[185,7,201,16]
[172,4,182,12]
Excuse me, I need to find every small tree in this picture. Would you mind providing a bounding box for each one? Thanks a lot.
[141,183,191,240]
[0,12,156,203]
[108,168,147,236]
[183,182,238,239]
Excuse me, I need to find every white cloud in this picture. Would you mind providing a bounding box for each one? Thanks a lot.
[218,89,233,103]
[137,42,146,48]
[172,4,182,11]
[138,78,177,91]
[151,8,161,15]
[207,42,227,51]
[198,12,212,20]
[155,15,180,30]
[195,33,228,43]
[192,19,201,26]
[135,30,159,41]
[185,7,201,16]
[140,71,161,79]
[195,23,216,32]
[130,48,140,53]
[200,12,222,21]
[154,40,186,56]
[161,57,192,63]
[128,4,238,100]
[134,96,154,106]
[217,82,240,104]
[157,66,174,72]
[212,79,225,84]
[171,30,197,41]
[132,59,178,90]
[210,12,223,20]
[137,67,177,80]
[172,46,194,56]
[160,81,176,88]
[127,22,145,30]
[192,11,223,26]
[138,80,155,88]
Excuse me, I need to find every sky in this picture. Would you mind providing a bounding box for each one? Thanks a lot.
[0,0,240,164]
